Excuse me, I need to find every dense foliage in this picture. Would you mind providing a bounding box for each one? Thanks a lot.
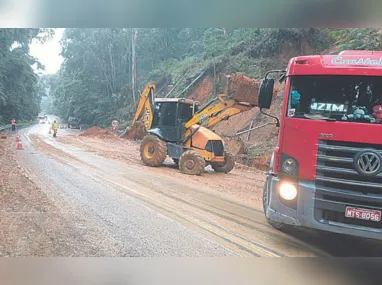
[4,28,381,128]
[0,29,53,125]
[50,28,335,127]
[332,29,382,51]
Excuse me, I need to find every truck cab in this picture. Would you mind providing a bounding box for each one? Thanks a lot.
[260,50,382,240]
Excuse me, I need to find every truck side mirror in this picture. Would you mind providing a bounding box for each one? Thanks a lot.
[258,78,274,109]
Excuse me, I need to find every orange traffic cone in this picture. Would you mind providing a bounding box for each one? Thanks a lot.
[16,134,20,142]
[16,140,23,150]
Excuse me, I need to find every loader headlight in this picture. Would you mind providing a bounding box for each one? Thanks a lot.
[279,182,297,201]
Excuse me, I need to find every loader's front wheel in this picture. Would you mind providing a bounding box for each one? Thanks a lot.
[179,150,206,176]
[211,151,235,174]
[140,135,167,167]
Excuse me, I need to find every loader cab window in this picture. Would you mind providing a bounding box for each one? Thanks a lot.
[156,102,195,127]
[177,103,195,123]
[157,102,178,127]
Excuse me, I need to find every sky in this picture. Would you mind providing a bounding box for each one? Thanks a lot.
[29,28,65,74]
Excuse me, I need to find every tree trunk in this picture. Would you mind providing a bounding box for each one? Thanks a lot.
[131,28,137,106]
[213,57,216,96]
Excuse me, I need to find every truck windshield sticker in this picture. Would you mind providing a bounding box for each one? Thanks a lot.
[310,103,348,113]
[288,109,296,117]
[331,56,382,66]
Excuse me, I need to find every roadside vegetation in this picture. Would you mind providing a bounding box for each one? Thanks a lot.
[1,28,382,128]
[0,29,53,125]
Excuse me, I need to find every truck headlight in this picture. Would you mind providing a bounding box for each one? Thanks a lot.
[282,157,298,174]
[279,182,297,201]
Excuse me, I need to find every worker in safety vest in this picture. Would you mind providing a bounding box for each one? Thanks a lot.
[52,120,59,137]
[11,119,16,131]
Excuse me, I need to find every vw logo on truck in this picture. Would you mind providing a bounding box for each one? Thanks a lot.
[354,150,382,176]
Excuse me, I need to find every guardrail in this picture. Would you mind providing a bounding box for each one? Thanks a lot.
[0,122,33,132]
[0,124,11,132]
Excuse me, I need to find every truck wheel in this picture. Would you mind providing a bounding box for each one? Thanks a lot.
[179,150,205,176]
[211,151,235,174]
[140,135,167,167]
[263,180,285,230]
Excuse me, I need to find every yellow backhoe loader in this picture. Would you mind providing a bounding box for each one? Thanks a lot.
[128,73,259,175]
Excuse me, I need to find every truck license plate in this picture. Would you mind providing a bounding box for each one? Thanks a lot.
[345,207,381,222]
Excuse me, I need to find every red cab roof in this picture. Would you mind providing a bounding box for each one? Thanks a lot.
[287,50,382,77]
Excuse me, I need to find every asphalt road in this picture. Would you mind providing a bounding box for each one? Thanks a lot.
[18,122,238,256]
[14,118,382,257]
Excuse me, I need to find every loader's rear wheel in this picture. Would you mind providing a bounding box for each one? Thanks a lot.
[211,151,235,174]
[179,150,206,176]
[140,135,167,167]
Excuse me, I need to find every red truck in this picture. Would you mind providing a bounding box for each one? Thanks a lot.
[259,50,382,240]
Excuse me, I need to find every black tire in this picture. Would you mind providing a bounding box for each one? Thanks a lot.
[140,135,167,167]
[211,151,235,174]
[263,180,285,230]
[179,150,206,176]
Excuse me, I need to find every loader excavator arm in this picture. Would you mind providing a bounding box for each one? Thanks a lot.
[184,94,253,129]
[131,83,156,130]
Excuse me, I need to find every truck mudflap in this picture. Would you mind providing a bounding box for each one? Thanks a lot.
[265,176,382,240]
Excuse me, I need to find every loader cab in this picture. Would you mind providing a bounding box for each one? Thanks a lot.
[150,98,199,142]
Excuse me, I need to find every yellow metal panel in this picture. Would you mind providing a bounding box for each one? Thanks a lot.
[189,125,222,149]
[192,148,225,163]
[131,83,155,128]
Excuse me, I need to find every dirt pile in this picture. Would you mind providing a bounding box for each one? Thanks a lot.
[224,73,260,105]
[187,75,214,105]
[185,72,284,171]
[250,154,272,171]
[214,82,284,170]
[80,126,119,140]
[223,137,245,156]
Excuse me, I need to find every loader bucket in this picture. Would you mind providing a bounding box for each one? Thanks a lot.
[126,121,147,140]
[224,73,260,106]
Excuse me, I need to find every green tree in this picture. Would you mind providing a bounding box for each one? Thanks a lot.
[51,28,333,127]
[0,28,54,125]
[332,29,382,51]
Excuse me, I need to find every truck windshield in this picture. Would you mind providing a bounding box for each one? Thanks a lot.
[287,75,382,124]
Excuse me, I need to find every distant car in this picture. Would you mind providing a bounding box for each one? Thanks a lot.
[68,117,80,129]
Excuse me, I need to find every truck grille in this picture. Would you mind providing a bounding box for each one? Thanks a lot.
[314,140,382,230]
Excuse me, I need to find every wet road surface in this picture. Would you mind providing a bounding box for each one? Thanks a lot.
[15,121,382,257]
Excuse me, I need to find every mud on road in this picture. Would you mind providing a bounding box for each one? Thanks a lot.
[31,133,321,257]
[56,135,266,206]
[54,132,382,257]
[0,134,108,256]
[2,125,382,257]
